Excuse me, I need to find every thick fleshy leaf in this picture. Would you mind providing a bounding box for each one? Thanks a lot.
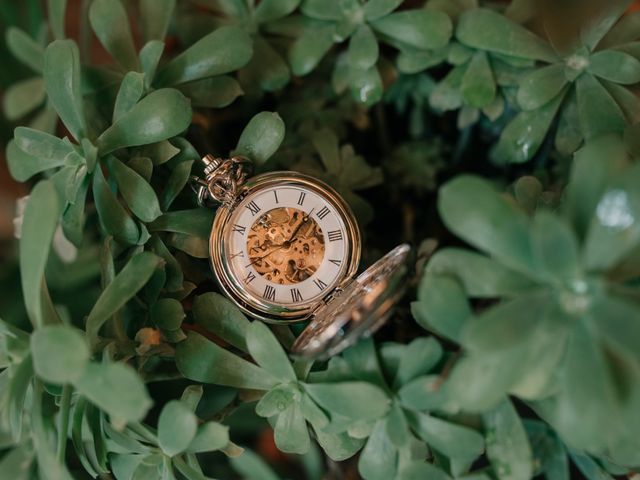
[349,65,383,106]
[461,51,496,108]
[408,411,485,464]
[398,375,448,411]
[579,0,633,51]
[358,421,398,480]
[524,421,569,480]
[348,25,379,70]
[140,40,164,86]
[233,111,285,164]
[412,275,472,342]
[427,248,536,298]
[457,9,557,62]
[254,0,300,23]
[43,40,86,140]
[155,26,252,86]
[19,180,61,328]
[229,449,280,480]
[530,212,581,281]
[555,92,583,155]
[386,402,410,447]
[31,325,89,384]
[438,176,535,273]
[178,76,243,109]
[239,37,290,93]
[140,0,175,42]
[192,292,250,351]
[85,252,161,344]
[570,453,616,480]
[92,167,140,244]
[305,382,390,421]
[6,27,44,73]
[591,295,640,364]
[187,422,229,453]
[256,384,297,418]
[158,400,198,456]
[397,462,453,480]
[106,157,162,223]
[98,89,191,154]
[576,73,627,140]
[289,24,335,76]
[393,337,443,388]
[483,399,534,480]
[175,331,279,390]
[599,11,640,49]
[246,321,296,382]
[7,140,60,183]
[3,77,46,120]
[89,0,138,71]
[113,72,144,122]
[74,362,152,423]
[517,64,567,111]
[370,9,452,50]
[364,0,403,21]
[589,50,640,85]
[274,403,310,454]
[493,91,565,164]
[150,298,185,330]
[149,208,213,237]
[300,0,342,20]
[48,0,68,39]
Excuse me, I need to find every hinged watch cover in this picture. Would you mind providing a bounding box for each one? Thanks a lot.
[292,244,412,359]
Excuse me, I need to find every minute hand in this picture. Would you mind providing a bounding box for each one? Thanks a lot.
[287,208,315,244]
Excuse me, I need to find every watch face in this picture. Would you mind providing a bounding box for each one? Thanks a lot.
[211,173,360,322]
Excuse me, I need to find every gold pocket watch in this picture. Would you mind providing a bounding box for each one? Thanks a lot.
[193,155,411,359]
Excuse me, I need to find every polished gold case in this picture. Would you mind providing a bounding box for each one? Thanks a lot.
[209,171,362,323]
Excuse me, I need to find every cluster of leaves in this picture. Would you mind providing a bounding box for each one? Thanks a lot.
[0,0,640,479]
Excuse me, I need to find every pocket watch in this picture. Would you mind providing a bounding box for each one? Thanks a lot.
[192,154,411,359]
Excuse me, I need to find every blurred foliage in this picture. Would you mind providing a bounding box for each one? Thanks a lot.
[1,0,640,479]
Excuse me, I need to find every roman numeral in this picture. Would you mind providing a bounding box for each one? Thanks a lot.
[273,190,279,203]
[313,278,328,291]
[329,258,342,267]
[232,224,246,235]
[290,288,303,302]
[245,201,261,216]
[316,206,330,220]
[230,251,244,259]
[244,271,256,284]
[297,191,306,205]
[327,230,343,242]
[263,285,276,301]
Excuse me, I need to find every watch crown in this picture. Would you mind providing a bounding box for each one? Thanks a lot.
[201,154,224,178]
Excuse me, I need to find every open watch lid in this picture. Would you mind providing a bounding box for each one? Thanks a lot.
[292,244,413,360]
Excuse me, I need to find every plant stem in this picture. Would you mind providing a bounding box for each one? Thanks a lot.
[57,384,73,463]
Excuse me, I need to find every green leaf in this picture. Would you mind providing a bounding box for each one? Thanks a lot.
[289,24,335,76]
[385,402,410,447]
[19,180,61,328]
[589,50,640,85]
[305,382,390,421]
[149,208,213,237]
[158,400,198,456]
[7,355,33,440]
[175,331,279,390]
[254,0,300,23]
[31,325,89,384]
[3,77,45,120]
[246,322,296,382]
[349,65,383,106]
[483,399,533,480]
[89,0,138,71]
[397,375,448,411]
[394,337,443,388]
[86,252,161,344]
[364,0,403,21]
[397,462,452,480]
[600,11,640,49]
[530,212,581,281]
[411,275,472,343]
[256,385,296,417]
[74,362,152,423]
[140,0,175,42]
[150,298,185,330]
[97,89,192,154]
[300,0,342,20]
[517,64,567,111]
[6,27,44,73]
[576,73,627,140]
[155,26,252,86]
[48,0,67,39]
[187,422,229,453]
[427,248,536,298]
[160,160,194,211]
[462,294,547,352]
[370,9,452,50]
[239,37,290,93]
[438,176,534,274]
[358,420,398,480]
[493,91,565,164]
[274,403,310,454]
[192,292,250,351]
[579,0,632,52]
[348,25,379,70]
[43,40,87,140]
[461,51,496,108]
[457,8,557,62]
[113,72,144,122]
[106,157,162,223]
[178,76,244,108]
[140,40,165,87]
[92,166,140,244]
[233,111,285,164]
[570,453,615,480]
[230,449,280,480]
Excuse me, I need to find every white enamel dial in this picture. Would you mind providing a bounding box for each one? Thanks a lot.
[223,185,350,308]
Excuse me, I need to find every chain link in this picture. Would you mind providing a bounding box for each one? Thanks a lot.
[191,155,253,207]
